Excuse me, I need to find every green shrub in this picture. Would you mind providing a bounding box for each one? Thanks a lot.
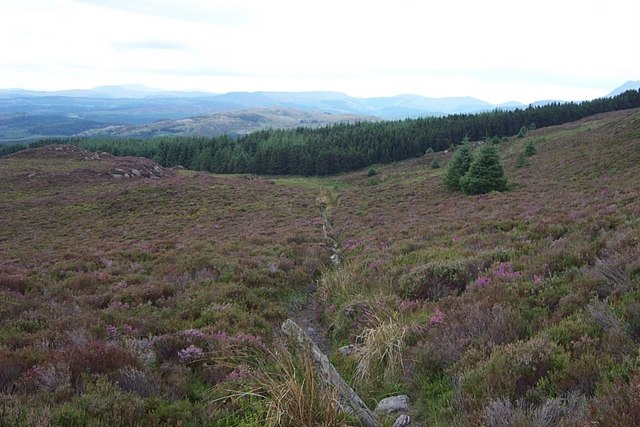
[51,403,87,427]
[50,377,146,426]
[367,176,381,186]
[397,260,471,300]
[415,371,455,426]
[459,337,565,408]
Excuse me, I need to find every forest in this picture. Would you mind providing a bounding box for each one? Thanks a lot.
[4,89,640,176]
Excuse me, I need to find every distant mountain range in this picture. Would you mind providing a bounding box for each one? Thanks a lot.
[0,81,636,143]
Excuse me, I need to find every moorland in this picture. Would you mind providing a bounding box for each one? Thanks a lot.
[1,100,639,426]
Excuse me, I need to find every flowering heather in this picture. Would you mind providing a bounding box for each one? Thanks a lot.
[106,324,118,340]
[224,367,249,382]
[429,308,445,327]
[181,329,206,339]
[121,324,138,336]
[235,333,264,347]
[2,109,640,425]
[107,300,130,310]
[399,299,419,313]
[492,262,521,279]
[475,276,492,288]
[211,331,229,342]
[177,345,204,363]
[343,239,361,250]
[411,322,427,335]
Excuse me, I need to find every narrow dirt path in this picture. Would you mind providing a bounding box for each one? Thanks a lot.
[289,190,341,355]
[290,282,331,354]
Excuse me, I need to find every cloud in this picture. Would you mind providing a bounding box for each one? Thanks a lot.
[113,40,190,51]
[69,0,251,25]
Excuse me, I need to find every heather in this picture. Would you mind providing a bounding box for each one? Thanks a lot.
[0,146,330,425]
[320,108,640,425]
[1,108,640,425]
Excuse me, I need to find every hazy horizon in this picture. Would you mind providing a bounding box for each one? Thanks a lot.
[1,0,639,104]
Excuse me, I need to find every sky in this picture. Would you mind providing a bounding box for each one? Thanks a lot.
[0,0,638,104]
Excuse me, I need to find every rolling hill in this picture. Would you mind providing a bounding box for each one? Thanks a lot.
[1,107,639,425]
[76,107,377,138]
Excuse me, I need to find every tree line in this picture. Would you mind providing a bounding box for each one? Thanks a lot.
[4,89,639,176]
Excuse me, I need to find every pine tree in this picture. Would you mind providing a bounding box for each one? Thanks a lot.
[523,139,537,156]
[517,125,529,138]
[443,142,473,191]
[460,143,507,194]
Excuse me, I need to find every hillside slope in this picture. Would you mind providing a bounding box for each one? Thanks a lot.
[1,108,639,425]
[319,108,640,425]
[76,107,376,138]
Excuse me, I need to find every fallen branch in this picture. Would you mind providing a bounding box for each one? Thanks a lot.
[281,318,381,427]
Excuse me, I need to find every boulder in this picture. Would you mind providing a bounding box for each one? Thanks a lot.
[375,395,410,415]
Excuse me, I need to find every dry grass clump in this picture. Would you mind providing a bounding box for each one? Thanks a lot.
[213,341,350,427]
[354,311,407,385]
[318,263,357,304]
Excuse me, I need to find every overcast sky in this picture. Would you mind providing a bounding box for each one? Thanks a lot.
[1,0,638,103]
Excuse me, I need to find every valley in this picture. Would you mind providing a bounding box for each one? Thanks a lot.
[1,108,639,426]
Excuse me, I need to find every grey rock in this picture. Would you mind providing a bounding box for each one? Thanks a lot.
[268,262,278,273]
[375,395,411,415]
[338,344,357,357]
[393,414,411,427]
[131,169,141,176]
[111,174,123,179]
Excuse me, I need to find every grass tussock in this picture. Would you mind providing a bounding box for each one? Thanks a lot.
[354,311,407,385]
[212,341,350,427]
